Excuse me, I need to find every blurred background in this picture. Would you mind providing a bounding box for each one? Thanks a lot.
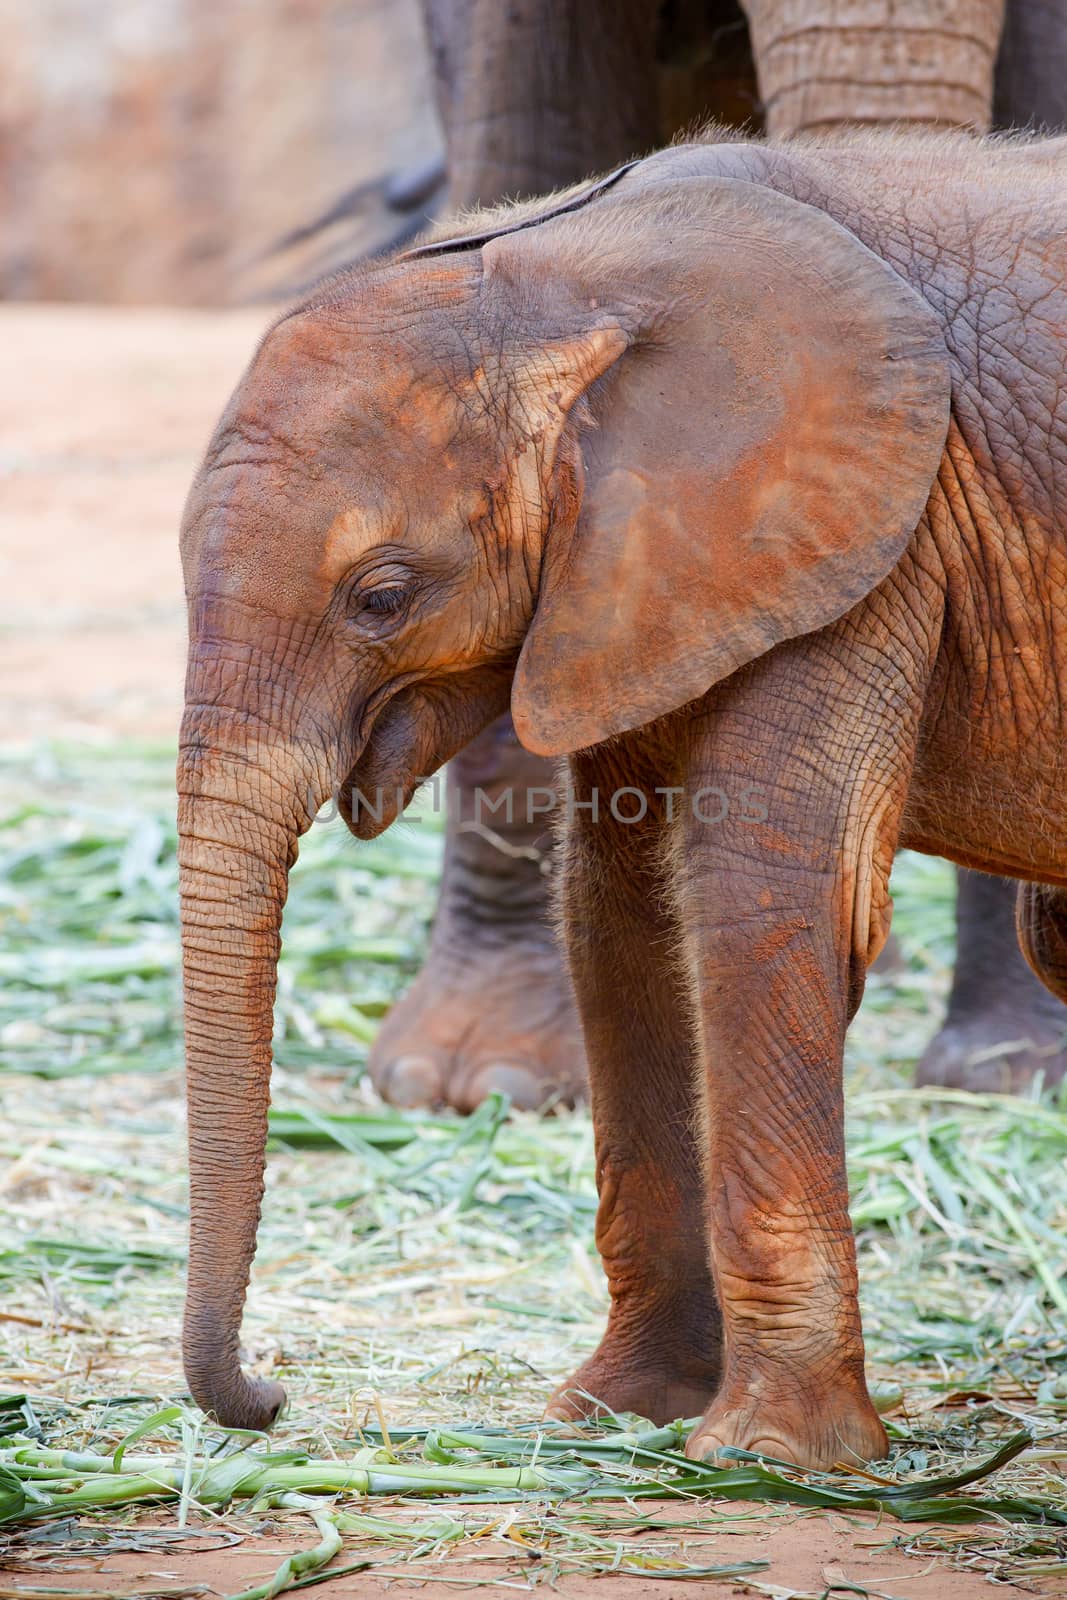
[1,0,443,747]
[4,0,438,304]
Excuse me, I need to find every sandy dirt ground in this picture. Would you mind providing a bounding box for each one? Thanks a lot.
[0,308,1043,1598]
[0,304,265,745]
[2,1507,1035,1598]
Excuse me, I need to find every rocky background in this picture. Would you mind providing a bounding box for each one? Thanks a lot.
[1,0,438,305]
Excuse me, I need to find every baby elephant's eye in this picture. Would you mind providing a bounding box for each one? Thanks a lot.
[363,586,408,615]
[352,583,411,621]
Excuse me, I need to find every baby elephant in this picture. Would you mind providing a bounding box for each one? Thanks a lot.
[178,130,1067,1468]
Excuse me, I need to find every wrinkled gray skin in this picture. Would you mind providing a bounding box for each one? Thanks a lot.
[365,0,1067,1112]
[178,128,1067,1459]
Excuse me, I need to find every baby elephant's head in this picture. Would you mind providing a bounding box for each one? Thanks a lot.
[180,247,598,840]
[177,157,950,1433]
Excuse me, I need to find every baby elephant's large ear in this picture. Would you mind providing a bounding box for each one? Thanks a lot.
[500,177,950,756]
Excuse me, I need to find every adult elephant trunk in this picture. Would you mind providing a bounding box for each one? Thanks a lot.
[177,661,326,1429]
[743,0,1005,138]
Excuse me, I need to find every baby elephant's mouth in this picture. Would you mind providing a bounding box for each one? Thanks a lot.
[338,768,419,840]
[338,667,516,840]
[337,683,442,840]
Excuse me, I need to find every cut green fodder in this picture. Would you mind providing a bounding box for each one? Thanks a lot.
[0,742,441,1083]
[1,1405,1064,1596]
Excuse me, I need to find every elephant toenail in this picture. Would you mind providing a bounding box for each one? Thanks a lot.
[464,1062,547,1112]
[686,1431,724,1464]
[381,1054,444,1107]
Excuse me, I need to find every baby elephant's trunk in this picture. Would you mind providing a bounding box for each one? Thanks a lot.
[177,677,319,1429]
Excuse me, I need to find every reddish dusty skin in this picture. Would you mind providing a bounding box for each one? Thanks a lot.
[543,742,724,1426]
[370,0,1066,1115]
[1019,886,1067,1006]
[179,133,1067,1461]
[671,597,938,1467]
[542,529,946,1465]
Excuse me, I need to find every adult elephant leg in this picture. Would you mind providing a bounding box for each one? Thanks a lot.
[545,742,722,1425]
[372,0,663,1112]
[742,0,1005,138]
[368,716,586,1112]
[994,0,1067,133]
[422,0,660,211]
[918,872,1067,1092]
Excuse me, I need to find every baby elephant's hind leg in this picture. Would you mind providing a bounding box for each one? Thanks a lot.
[545,743,723,1428]
[1017,884,1067,1015]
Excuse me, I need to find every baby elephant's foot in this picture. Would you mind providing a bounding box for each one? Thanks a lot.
[685,1380,887,1471]
[368,934,586,1113]
[545,1331,721,1427]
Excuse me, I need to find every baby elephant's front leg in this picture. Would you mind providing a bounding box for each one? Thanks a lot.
[681,871,886,1465]
[676,682,906,1470]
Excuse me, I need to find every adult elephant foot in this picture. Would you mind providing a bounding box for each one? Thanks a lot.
[685,1375,888,1471]
[368,923,585,1111]
[916,869,1067,1093]
[916,992,1067,1092]
[367,715,587,1112]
